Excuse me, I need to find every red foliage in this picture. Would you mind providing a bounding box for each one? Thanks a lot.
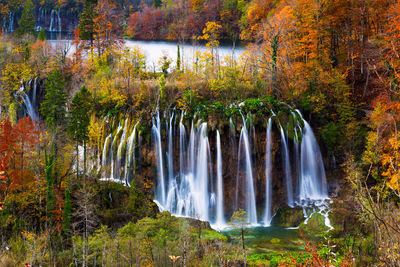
[0,117,39,200]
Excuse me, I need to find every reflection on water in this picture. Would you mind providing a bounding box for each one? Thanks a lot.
[223,226,304,254]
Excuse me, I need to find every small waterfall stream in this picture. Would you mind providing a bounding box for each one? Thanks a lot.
[237,117,258,225]
[279,123,294,207]
[215,130,226,227]
[263,117,273,226]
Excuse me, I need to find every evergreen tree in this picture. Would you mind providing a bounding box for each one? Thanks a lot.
[67,86,92,178]
[78,0,98,46]
[40,70,67,132]
[177,44,181,71]
[38,27,46,41]
[62,182,72,235]
[16,0,36,37]
[45,151,55,224]
[154,0,162,8]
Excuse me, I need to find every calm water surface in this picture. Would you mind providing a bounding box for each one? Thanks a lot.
[49,37,245,69]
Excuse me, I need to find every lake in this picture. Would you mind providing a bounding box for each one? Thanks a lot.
[49,38,246,69]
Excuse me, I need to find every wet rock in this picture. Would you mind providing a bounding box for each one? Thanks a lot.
[271,206,304,227]
[299,213,329,236]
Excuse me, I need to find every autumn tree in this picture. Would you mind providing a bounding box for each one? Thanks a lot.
[0,117,39,200]
[199,21,222,61]
[93,0,124,56]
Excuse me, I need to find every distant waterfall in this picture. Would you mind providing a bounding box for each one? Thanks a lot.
[263,117,273,226]
[98,108,330,229]
[49,9,62,32]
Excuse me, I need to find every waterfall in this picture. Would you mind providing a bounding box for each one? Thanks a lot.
[299,121,328,201]
[215,130,225,227]
[97,106,331,229]
[9,12,14,32]
[263,117,273,226]
[32,77,38,108]
[110,124,123,180]
[115,119,128,180]
[124,122,138,184]
[167,113,174,187]
[49,10,55,32]
[279,123,294,207]
[237,117,258,225]
[18,79,37,122]
[194,123,210,221]
[152,112,166,206]
[179,113,186,178]
[57,8,61,32]
[101,134,112,176]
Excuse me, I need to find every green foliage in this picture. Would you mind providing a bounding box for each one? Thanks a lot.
[158,54,171,76]
[67,86,92,144]
[78,0,98,42]
[40,70,67,132]
[158,73,166,101]
[37,28,46,41]
[45,151,55,223]
[15,0,36,37]
[62,184,72,235]
[176,44,181,70]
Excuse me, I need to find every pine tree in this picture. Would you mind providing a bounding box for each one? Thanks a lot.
[177,44,181,71]
[154,0,162,8]
[78,0,98,46]
[67,86,92,179]
[38,28,46,41]
[16,0,36,37]
[62,182,72,235]
[40,70,67,132]
[45,151,55,224]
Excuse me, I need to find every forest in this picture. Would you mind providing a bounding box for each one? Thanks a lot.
[0,0,400,266]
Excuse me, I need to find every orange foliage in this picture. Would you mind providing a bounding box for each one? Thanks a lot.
[0,117,39,200]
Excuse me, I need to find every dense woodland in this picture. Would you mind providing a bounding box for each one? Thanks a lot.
[0,0,400,266]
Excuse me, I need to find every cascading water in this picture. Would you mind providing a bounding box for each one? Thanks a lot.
[98,107,331,229]
[110,124,122,180]
[279,123,294,207]
[237,120,258,225]
[263,117,273,226]
[115,119,128,180]
[215,130,226,227]
[17,79,38,122]
[101,134,112,176]
[152,112,166,206]
[194,123,211,221]
[124,122,138,184]
[57,8,61,32]
[299,121,328,201]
